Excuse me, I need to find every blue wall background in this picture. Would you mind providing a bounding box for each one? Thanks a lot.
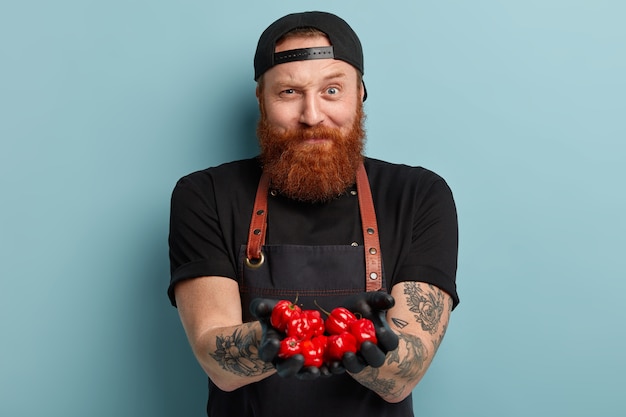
[1,1,624,416]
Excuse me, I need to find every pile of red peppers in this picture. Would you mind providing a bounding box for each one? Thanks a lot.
[271,300,379,368]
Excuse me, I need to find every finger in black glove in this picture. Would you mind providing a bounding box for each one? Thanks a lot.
[275,354,305,378]
[249,298,316,379]
[249,298,281,362]
[341,291,400,369]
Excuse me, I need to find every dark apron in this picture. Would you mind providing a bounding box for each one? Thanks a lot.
[239,163,384,317]
[206,164,413,416]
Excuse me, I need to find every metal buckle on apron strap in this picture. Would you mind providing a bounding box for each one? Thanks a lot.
[244,251,265,269]
[245,171,270,268]
[245,163,383,291]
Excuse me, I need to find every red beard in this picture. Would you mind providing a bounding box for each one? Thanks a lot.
[257,104,366,203]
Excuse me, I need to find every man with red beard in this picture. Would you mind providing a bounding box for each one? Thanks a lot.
[168,11,459,417]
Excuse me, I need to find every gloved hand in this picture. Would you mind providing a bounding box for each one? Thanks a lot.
[249,298,325,380]
[339,291,399,373]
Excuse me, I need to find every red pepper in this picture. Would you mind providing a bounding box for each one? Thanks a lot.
[301,335,327,367]
[270,300,302,332]
[286,315,312,340]
[325,332,357,362]
[286,309,326,340]
[278,336,302,359]
[349,318,378,349]
[325,307,357,335]
[303,310,325,337]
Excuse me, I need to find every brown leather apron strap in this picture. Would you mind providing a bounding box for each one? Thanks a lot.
[245,162,383,291]
[356,163,383,291]
[245,171,269,267]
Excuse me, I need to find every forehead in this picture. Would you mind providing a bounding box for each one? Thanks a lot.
[275,34,331,53]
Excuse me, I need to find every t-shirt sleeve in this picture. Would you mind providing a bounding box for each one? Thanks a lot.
[396,178,459,309]
[167,173,238,306]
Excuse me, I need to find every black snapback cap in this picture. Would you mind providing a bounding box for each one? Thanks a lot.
[254,11,365,83]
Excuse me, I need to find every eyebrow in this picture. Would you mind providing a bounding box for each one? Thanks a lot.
[323,71,348,81]
[275,71,348,87]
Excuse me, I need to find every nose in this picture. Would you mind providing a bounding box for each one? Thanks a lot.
[299,94,324,127]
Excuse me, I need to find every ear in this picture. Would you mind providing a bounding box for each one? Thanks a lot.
[256,86,266,115]
[360,80,367,102]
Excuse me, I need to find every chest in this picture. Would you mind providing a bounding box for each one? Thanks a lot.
[265,189,363,246]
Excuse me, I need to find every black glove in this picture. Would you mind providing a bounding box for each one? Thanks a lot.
[249,298,324,380]
[340,291,399,373]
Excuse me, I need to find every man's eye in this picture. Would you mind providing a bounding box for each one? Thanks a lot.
[282,89,295,95]
[327,87,338,95]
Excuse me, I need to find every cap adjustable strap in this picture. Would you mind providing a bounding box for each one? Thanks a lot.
[274,46,334,65]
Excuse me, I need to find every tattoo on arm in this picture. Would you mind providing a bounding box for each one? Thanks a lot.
[209,323,274,376]
[355,333,426,400]
[433,297,452,351]
[403,282,445,334]
[354,366,400,399]
[391,317,409,329]
[433,322,447,351]
[388,333,426,381]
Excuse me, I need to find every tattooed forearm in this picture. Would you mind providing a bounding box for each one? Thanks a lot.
[354,366,402,399]
[403,282,445,334]
[351,283,452,402]
[353,333,427,401]
[389,333,426,380]
[209,323,274,376]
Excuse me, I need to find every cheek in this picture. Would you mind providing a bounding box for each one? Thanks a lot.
[264,104,298,129]
[330,106,358,131]
[326,94,360,127]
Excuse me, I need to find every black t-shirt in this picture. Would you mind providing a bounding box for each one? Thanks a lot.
[168,157,459,417]
[169,157,459,307]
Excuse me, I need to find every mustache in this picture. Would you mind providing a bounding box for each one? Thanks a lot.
[293,126,344,141]
[259,124,345,144]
